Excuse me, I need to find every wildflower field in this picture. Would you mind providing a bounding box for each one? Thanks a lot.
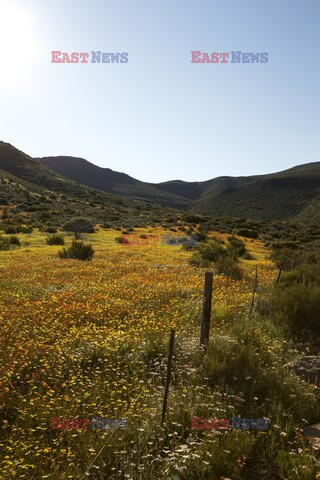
[0,227,319,480]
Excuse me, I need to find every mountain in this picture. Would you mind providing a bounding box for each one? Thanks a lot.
[192,164,320,222]
[38,154,320,223]
[0,142,179,229]
[36,156,191,209]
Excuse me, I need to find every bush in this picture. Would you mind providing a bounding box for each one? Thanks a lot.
[46,235,65,246]
[61,217,95,239]
[273,282,320,338]
[20,225,33,234]
[188,252,211,267]
[269,247,302,271]
[236,228,259,239]
[226,236,247,258]
[4,226,17,234]
[196,231,207,242]
[46,227,57,234]
[279,264,320,287]
[183,213,208,224]
[197,240,226,262]
[0,236,10,250]
[9,236,20,246]
[58,240,94,261]
[215,256,243,280]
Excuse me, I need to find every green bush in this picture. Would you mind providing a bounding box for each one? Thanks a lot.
[201,319,318,420]
[215,256,243,280]
[273,282,320,338]
[9,236,20,246]
[226,236,247,258]
[183,213,205,223]
[0,235,10,250]
[20,225,33,234]
[236,228,259,239]
[279,264,320,287]
[58,240,94,261]
[46,235,65,246]
[4,225,18,234]
[197,240,226,262]
[196,231,207,242]
[188,252,211,267]
[46,227,57,234]
[269,247,299,271]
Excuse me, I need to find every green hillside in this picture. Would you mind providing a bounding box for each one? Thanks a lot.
[0,142,180,230]
[38,150,320,223]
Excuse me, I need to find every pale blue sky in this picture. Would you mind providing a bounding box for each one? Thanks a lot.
[0,0,319,182]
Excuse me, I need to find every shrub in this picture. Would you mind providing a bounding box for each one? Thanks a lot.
[236,228,259,239]
[58,240,94,261]
[20,225,33,234]
[269,247,301,271]
[183,213,207,223]
[273,282,320,338]
[0,236,10,250]
[61,217,95,239]
[215,256,243,280]
[242,251,253,260]
[197,240,226,262]
[188,252,211,267]
[196,231,207,242]
[9,236,20,246]
[201,319,318,421]
[46,227,57,234]
[271,241,300,250]
[279,264,320,287]
[226,236,247,258]
[46,235,65,246]
[4,226,17,234]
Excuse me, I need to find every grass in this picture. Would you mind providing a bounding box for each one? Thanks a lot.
[0,226,319,479]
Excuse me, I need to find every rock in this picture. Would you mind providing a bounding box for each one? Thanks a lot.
[287,356,320,385]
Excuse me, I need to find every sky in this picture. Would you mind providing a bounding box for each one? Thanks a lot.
[0,0,319,183]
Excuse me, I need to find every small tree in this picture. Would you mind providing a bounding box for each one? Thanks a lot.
[61,217,94,239]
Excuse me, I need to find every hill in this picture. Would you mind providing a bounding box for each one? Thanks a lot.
[38,153,320,223]
[0,142,180,230]
[36,156,191,209]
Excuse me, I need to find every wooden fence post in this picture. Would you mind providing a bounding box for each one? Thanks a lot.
[276,257,285,285]
[248,266,258,320]
[200,272,214,346]
[161,329,175,425]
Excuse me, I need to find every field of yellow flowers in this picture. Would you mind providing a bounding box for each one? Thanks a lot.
[1,227,317,480]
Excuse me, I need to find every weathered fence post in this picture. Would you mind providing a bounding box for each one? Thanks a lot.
[291,251,297,271]
[248,266,258,320]
[200,272,214,346]
[276,257,285,285]
[161,329,175,425]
